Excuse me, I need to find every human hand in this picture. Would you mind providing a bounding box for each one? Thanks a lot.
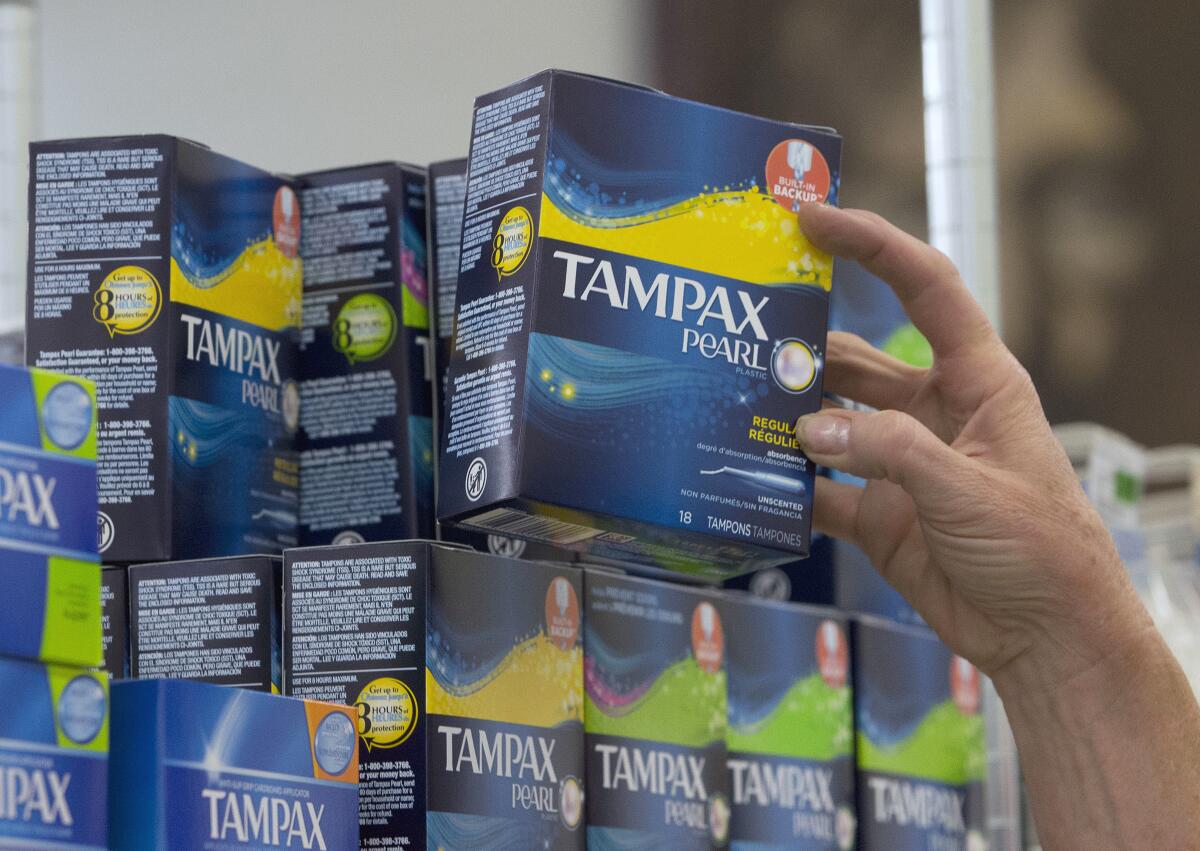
[793,203,1152,695]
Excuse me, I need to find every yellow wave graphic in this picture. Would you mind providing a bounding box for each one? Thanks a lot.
[539,191,832,290]
[170,238,302,330]
[426,635,584,728]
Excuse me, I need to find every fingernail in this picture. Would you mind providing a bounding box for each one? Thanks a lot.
[797,414,850,454]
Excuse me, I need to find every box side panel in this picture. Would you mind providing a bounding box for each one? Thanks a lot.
[398,166,435,540]
[297,164,429,545]
[438,73,553,521]
[427,156,469,499]
[26,136,173,561]
[168,142,301,558]
[283,542,428,848]
[101,565,129,678]
[128,556,278,690]
[109,680,163,849]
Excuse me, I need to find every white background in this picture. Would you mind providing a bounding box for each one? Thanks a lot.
[2,0,648,333]
[35,0,650,170]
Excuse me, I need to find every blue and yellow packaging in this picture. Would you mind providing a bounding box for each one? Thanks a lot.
[283,541,585,849]
[128,556,281,691]
[26,135,302,562]
[719,593,855,850]
[851,616,986,850]
[108,678,358,850]
[584,569,731,848]
[0,363,101,668]
[100,566,128,678]
[0,656,108,849]
[297,163,434,545]
[438,70,842,579]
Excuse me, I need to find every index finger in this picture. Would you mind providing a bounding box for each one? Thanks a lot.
[797,204,999,361]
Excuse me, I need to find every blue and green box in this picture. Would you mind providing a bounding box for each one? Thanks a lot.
[0,363,101,668]
[438,70,842,579]
[851,616,987,850]
[108,678,359,850]
[584,569,731,849]
[0,657,109,849]
[720,593,855,850]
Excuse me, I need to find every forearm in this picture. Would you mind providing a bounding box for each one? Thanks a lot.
[997,613,1200,849]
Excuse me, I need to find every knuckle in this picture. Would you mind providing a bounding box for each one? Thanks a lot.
[826,330,861,350]
[872,409,920,458]
[855,209,890,230]
[1008,357,1036,391]
[927,246,963,285]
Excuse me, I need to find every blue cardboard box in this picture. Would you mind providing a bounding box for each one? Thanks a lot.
[851,616,986,850]
[438,70,842,579]
[283,540,585,849]
[108,678,358,850]
[720,593,855,849]
[0,657,108,849]
[128,555,281,691]
[297,163,434,546]
[0,363,101,667]
[584,569,731,848]
[27,136,302,562]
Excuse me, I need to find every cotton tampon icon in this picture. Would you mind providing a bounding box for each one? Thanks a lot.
[555,577,570,617]
[787,141,814,211]
[700,466,807,496]
[698,603,717,643]
[823,620,841,655]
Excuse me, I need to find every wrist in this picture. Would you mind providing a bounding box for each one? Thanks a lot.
[992,593,1159,728]
[990,494,1155,713]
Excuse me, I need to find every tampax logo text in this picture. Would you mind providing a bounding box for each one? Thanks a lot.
[438,723,563,815]
[594,743,713,832]
[728,761,834,814]
[729,758,848,843]
[0,465,58,529]
[202,789,327,849]
[180,313,287,415]
[554,250,770,369]
[867,777,965,836]
[0,766,72,828]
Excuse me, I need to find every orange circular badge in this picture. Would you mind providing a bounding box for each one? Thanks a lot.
[765,139,831,211]
[815,620,848,689]
[951,655,981,715]
[691,602,724,674]
[273,185,301,258]
[545,577,581,651]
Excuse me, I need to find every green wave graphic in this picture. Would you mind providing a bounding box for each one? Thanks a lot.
[858,700,987,785]
[586,656,726,749]
[728,674,852,762]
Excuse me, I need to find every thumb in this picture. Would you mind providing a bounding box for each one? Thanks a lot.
[796,409,971,501]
